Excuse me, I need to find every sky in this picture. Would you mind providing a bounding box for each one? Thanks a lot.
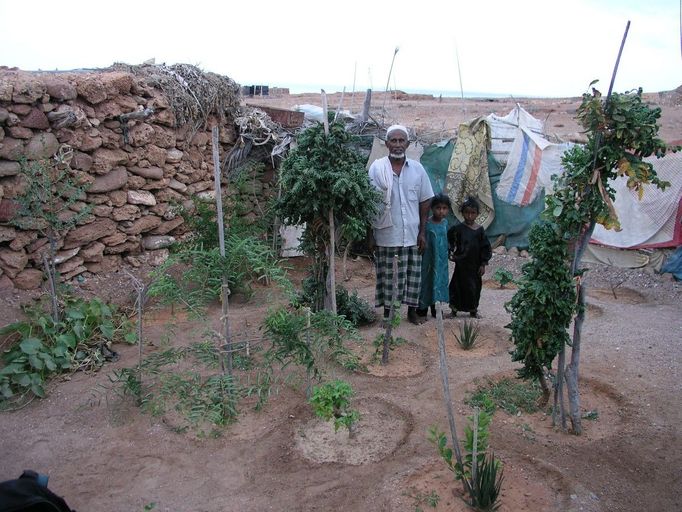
[0,0,680,98]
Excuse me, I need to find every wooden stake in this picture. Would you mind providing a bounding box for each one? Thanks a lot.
[382,254,399,365]
[382,47,399,111]
[305,307,312,399]
[212,126,232,376]
[321,89,329,136]
[333,87,346,123]
[361,89,372,123]
[325,207,337,314]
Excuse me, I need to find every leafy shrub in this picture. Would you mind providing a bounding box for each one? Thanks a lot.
[309,379,359,432]
[467,378,543,416]
[491,268,514,288]
[294,277,376,326]
[0,296,135,404]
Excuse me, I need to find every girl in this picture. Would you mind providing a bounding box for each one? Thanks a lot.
[417,194,452,321]
[448,196,492,318]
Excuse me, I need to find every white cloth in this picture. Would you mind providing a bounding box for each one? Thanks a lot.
[370,157,394,229]
[368,158,434,247]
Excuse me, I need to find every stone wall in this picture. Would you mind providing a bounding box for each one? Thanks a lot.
[0,67,275,291]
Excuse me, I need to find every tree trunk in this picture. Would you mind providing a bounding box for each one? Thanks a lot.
[324,208,337,314]
[538,372,551,408]
[566,283,585,434]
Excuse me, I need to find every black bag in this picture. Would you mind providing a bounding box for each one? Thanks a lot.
[0,470,74,512]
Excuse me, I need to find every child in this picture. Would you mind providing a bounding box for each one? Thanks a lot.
[417,194,452,321]
[448,196,492,318]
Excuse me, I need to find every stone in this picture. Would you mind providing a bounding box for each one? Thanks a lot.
[8,126,33,139]
[128,123,155,147]
[142,235,175,250]
[9,230,38,251]
[168,178,187,192]
[127,190,156,206]
[25,132,59,160]
[71,151,93,171]
[152,108,175,127]
[150,217,184,235]
[128,165,163,179]
[0,247,28,277]
[63,218,117,249]
[100,72,133,96]
[12,78,45,104]
[145,248,170,266]
[99,127,122,148]
[104,241,140,255]
[60,265,87,282]
[508,246,519,256]
[94,100,123,120]
[141,179,169,191]
[14,268,44,290]
[127,175,146,189]
[108,190,127,207]
[21,108,49,129]
[519,249,530,258]
[0,160,20,177]
[144,144,167,166]
[191,131,210,148]
[57,256,85,274]
[0,108,8,123]
[89,167,128,193]
[120,215,162,235]
[92,205,113,217]
[166,148,183,163]
[11,104,32,116]
[69,130,102,152]
[186,181,213,195]
[85,254,122,273]
[0,225,16,242]
[0,80,13,102]
[493,246,507,255]
[76,76,108,104]
[91,148,129,174]
[99,231,127,246]
[54,247,81,264]
[0,137,25,160]
[44,77,77,101]
[156,188,184,203]
[196,190,216,202]
[80,241,105,262]
[152,126,176,148]
[112,204,140,221]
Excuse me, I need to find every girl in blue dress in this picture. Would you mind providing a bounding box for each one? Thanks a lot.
[417,194,452,321]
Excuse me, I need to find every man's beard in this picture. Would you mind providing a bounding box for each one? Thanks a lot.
[389,152,405,159]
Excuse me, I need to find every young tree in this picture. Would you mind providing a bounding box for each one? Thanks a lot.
[508,86,674,434]
[276,122,380,312]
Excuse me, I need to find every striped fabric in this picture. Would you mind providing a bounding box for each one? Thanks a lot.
[374,246,422,308]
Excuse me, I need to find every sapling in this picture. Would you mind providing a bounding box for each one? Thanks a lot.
[309,380,359,434]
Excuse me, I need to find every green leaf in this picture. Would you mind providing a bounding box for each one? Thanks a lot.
[66,309,86,320]
[20,337,44,355]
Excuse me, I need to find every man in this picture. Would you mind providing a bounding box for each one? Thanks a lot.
[368,124,434,325]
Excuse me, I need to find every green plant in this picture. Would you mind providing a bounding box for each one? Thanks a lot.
[467,378,543,416]
[277,121,381,311]
[404,488,440,511]
[371,334,406,362]
[492,268,514,288]
[309,379,359,433]
[429,410,503,511]
[0,296,134,405]
[295,277,376,326]
[454,320,480,350]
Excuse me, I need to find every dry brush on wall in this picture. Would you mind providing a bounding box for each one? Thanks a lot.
[0,64,276,291]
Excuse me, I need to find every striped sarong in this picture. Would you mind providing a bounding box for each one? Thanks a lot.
[374,246,421,308]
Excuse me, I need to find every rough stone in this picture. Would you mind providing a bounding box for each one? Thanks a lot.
[104,240,141,255]
[12,77,45,104]
[69,130,102,152]
[127,175,146,189]
[92,204,113,217]
[63,218,117,249]
[145,248,170,266]
[8,126,33,139]
[144,144,167,166]
[108,190,127,207]
[186,181,213,195]
[11,104,32,116]
[94,100,123,120]
[168,178,187,192]
[71,151,93,171]
[142,235,175,250]
[99,231,127,246]
[21,108,50,129]
[57,256,85,275]
[0,273,14,291]
[25,132,59,160]
[150,217,184,235]
[112,204,140,221]
[120,215,162,235]
[128,123,155,147]
[191,132,210,148]
[44,77,77,101]
[89,167,128,193]
[9,230,38,251]
[0,80,13,102]
[0,225,16,242]
[129,165,163,179]
[127,190,156,206]
[85,254,122,273]
[80,241,105,262]
[91,147,129,174]
[0,137,25,160]
[0,160,20,176]
[166,148,183,163]
[77,76,108,104]
[13,268,43,289]
[99,126,122,148]
[0,247,28,277]
[54,247,81,264]
[60,265,87,282]
[152,126,176,148]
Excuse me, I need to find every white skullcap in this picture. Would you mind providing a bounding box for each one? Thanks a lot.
[386,124,409,139]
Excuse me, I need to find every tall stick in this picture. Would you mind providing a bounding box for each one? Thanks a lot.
[325,207,337,314]
[334,87,346,123]
[350,61,357,114]
[436,303,466,493]
[321,89,329,136]
[212,126,232,376]
[382,47,399,111]
[382,254,399,364]
[360,89,372,123]
[305,307,312,399]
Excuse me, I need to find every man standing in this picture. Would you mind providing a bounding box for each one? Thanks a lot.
[368,124,434,325]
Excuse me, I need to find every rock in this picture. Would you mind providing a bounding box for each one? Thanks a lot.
[85,254,122,273]
[127,190,156,206]
[25,132,59,160]
[144,144,167,166]
[166,148,183,163]
[12,77,45,104]
[191,132,210,148]
[54,247,81,264]
[146,248,170,266]
[0,225,16,242]
[0,160,20,176]
[196,190,216,202]
[186,181,213,195]
[57,256,85,274]
[0,137,25,160]
[44,77,77,101]
[0,273,14,291]
[9,230,38,251]
[152,126,176,148]
[120,215,162,235]
[92,204,113,217]
[127,175,145,189]
[71,151,94,171]
[88,167,128,193]
[69,130,102,152]
[14,268,44,290]
[112,204,141,221]
[8,126,33,139]
[519,249,530,258]
[77,76,108,104]
[100,231,127,246]
[0,247,28,277]
[142,235,175,250]
[168,178,187,192]
[151,216,184,235]
[62,218,117,249]
[11,105,32,116]
[104,240,141,255]
[60,265,87,281]
[0,81,13,102]
[91,148,129,174]
[128,165,164,179]
[80,241,105,262]
[128,123,155,146]
[508,246,519,256]
[21,108,50,129]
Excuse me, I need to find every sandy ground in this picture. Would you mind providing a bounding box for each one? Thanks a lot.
[1,89,682,511]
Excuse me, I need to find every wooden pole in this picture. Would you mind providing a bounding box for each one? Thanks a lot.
[333,87,346,123]
[305,307,312,399]
[361,89,372,123]
[435,303,466,489]
[325,208,337,314]
[382,254,399,364]
[382,47,399,112]
[350,61,357,114]
[212,126,232,376]
[321,89,329,136]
